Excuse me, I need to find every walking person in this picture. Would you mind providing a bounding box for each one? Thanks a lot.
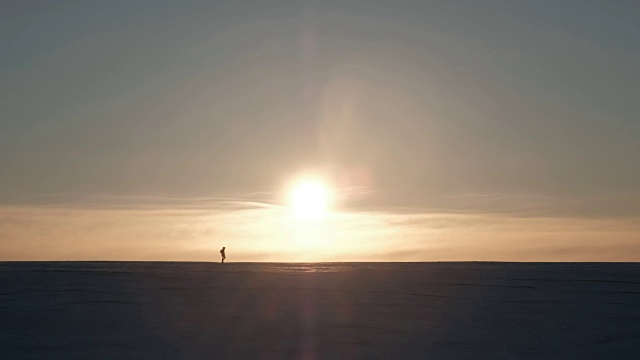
[220,247,226,263]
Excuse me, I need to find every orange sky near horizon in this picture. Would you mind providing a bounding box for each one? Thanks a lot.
[2,200,639,262]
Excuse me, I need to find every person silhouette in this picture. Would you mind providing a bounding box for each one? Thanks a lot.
[220,247,226,263]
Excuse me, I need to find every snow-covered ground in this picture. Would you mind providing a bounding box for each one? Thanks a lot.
[1,262,639,359]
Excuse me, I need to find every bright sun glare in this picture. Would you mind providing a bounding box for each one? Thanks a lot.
[289,179,331,219]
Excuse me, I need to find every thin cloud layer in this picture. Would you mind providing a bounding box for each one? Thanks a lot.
[2,200,639,262]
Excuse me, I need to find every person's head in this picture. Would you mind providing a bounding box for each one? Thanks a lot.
[222,247,225,249]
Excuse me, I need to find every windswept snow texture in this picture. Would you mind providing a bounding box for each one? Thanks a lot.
[1,262,640,359]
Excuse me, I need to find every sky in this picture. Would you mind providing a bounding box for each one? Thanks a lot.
[1,0,639,261]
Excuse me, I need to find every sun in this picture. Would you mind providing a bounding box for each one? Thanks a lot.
[289,179,331,219]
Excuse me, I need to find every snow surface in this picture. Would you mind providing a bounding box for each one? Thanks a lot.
[1,262,639,359]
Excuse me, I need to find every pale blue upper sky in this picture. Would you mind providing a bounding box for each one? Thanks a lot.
[2,0,640,217]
